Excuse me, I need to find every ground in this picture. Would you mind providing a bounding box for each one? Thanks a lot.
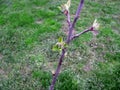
[0,0,120,90]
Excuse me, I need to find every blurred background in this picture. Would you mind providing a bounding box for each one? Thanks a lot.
[0,0,120,90]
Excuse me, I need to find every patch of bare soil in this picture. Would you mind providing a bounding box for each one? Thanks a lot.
[83,61,93,72]
[0,69,5,74]
[61,21,69,35]
[82,39,107,72]
[0,54,3,60]
[0,69,8,78]
[112,15,120,34]
[112,27,120,34]
[20,66,31,76]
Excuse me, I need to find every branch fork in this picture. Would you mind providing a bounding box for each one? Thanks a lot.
[49,0,99,90]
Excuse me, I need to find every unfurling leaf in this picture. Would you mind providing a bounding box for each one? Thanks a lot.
[65,0,71,11]
[92,19,100,30]
[52,37,68,53]
[90,19,100,36]
[58,0,71,14]
[52,45,60,51]
[58,36,63,42]
[58,6,62,11]
[67,0,71,7]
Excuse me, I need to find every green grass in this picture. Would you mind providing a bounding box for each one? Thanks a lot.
[0,0,120,90]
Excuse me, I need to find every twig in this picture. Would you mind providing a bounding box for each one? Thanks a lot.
[71,27,91,41]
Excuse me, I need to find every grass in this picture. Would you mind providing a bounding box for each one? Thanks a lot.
[0,0,120,90]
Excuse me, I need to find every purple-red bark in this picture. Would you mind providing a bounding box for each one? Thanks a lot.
[66,0,84,44]
[49,0,93,90]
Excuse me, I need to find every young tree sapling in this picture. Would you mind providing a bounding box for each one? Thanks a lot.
[49,0,99,90]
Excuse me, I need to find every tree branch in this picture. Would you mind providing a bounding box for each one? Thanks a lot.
[49,0,85,90]
[49,49,66,90]
[66,11,71,27]
[66,0,84,44]
[71,27,91,41]
[72,0,84,28]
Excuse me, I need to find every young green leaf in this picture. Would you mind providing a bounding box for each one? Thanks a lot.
[58,36,63,43]
[52,45,59,51]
